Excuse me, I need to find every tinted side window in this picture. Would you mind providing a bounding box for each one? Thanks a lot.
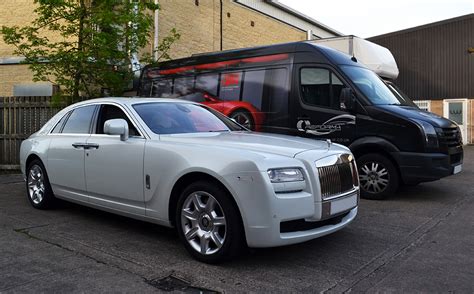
[174,76,194,95]
[300,68,344,109]
[96,105,140,137]
[220,72,242,101]
[196,74,219,96]
[301,68,331,107]
[265,68,289,127]
[62,105,96,134]
[51,112,70,133]
[242,70,265,109]
[151,79,173,97]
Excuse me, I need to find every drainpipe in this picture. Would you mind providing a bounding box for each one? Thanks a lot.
[153,0,159,61]
[306,29,313,40]
[220,0,223,50]
[130,1,141,78]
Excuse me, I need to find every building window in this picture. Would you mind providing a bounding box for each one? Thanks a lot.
[414,100,431,112]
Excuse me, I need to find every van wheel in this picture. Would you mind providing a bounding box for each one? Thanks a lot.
[230,110,254,130]
[26,159,56,209]
[357,153,399,200]
[176,181,244,263]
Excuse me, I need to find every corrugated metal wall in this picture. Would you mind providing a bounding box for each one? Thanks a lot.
[368,14,474,100]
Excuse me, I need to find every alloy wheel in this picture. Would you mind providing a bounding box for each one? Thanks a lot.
[27,165,45,205]
[359,162,390,194]
[180,191,227,255]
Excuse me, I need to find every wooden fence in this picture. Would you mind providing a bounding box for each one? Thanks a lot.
[0,96,72,170]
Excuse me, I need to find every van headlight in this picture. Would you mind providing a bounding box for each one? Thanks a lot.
[413,119,438,149]
[267,168,306,193]
[267,168,304,182]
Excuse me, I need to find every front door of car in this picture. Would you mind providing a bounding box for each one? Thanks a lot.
[84,104,146,215]
[47,104,97,202]
[292,65,356,145]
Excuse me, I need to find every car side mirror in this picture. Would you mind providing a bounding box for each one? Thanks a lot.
[340,88,356,111]
[104,119,129,141]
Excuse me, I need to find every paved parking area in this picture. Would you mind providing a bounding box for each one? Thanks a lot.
[1,147,473,293]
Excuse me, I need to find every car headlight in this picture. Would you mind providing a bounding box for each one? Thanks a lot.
[413,119,438,149]
[267,168,304,183]
[267,168,306,193]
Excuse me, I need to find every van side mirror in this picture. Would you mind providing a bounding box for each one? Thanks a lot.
[340,88,356,111]
[104,119,129,141]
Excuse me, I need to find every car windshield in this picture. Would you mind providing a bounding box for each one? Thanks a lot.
[341,65,413,106]
[133,102,245,134]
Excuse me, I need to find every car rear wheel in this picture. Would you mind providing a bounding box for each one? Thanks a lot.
[176,181,244,263]
[357,153,399,200]
[230,110,254,130]
[26,159,56,209]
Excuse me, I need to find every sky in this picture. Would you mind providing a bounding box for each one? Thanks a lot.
[279,0,474,38]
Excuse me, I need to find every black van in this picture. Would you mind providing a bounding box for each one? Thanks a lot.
[137,41,463,199]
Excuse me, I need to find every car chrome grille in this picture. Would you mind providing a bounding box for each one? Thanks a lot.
[318,161,357,199]
[438,127,462,147]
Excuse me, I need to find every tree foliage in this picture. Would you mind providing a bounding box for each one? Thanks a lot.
[1,0,180,99]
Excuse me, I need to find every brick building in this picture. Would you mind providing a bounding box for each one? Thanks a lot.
[369,14,474,144]
[0,0,341,97]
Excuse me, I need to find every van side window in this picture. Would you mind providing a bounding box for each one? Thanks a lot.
[196,74,219,96]
[242,70,265,109]
[266,68,289,127]
[300,68,342,110]
[174,76,194,95]
[151,79,173,97]
[220,72,243,101]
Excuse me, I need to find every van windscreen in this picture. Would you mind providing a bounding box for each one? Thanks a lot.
[341,66,414,106]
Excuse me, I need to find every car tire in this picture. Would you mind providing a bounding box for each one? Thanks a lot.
[176,180,244,263]
[357,153,399,200]
[230,110,254,130]
[26,159,56,209]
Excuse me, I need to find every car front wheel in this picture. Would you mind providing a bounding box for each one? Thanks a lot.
[176,181,244,263]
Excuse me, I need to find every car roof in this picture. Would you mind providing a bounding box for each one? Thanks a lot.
[72,97,195,108]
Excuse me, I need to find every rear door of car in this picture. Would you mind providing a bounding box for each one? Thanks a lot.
[47,104,97,202]
[84,103,146,216]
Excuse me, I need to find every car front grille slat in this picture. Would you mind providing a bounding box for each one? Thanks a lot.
[318,162,355,199]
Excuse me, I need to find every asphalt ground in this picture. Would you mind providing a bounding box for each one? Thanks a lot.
[1,147,473,293]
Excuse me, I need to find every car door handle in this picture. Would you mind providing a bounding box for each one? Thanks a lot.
[72,143,88,149]
[72,143,99,149]
[85,143,99,149]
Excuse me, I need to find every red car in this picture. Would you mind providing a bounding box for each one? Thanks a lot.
[178,91,265,131]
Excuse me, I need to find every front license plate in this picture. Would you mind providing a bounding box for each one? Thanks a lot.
[330,192,358,215]
[453,164,462,174]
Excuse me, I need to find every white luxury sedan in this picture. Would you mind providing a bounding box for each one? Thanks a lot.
[20,98,359,263]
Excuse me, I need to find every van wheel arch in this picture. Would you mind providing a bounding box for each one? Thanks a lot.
[349,138,402,199]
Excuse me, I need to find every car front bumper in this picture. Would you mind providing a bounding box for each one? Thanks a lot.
[223,171,358,248]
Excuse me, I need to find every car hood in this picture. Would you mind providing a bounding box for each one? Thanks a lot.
[158,131,331,157]
[376,105,457,128]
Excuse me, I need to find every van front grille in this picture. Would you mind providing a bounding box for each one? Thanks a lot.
[438,127,462,148]
[318,162,356,199]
